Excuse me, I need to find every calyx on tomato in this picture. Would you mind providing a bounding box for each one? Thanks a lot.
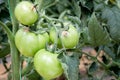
[15,28,49,57]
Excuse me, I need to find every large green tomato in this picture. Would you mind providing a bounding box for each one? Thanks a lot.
[34,49,63,80]
[50,22,79,49]
[15,28,49,57]
[14,1,38,25]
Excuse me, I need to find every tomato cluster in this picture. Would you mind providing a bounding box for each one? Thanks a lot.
[50,22,79,49]
[14,1,79,80]
[15,28,49,57]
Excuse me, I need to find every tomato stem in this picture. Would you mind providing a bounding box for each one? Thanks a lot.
[8,0,19,34]
[0,21,20,80]
[8,0,20,79]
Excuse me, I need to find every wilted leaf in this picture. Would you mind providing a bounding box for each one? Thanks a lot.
[102,6,120,42]
[58,52,80,80]
[88,13,110,46]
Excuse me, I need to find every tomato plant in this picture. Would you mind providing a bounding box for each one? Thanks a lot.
[34,49,63,80]
[1,0,120,80]
[14,1,38,25]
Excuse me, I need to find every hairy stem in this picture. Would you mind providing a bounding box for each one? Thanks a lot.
[8,0,19,34]
[0,22,20,80]
[7,0,20,79]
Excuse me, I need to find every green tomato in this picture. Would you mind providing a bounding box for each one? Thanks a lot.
[38,32,50,49]
[34,49,63,80]
[50,27,61,47]
[15,28,49,57]
[50,22,79,49]
[14,1,38,25]
[61,25,79,49]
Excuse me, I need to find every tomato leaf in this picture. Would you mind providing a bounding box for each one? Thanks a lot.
[71,0,81,18]
[35,0,55,10]
[102,6,120,42]
[58,52,80,80]
[116,0,120,9]
[88,62,99,75]
[0,43,10,58]
[117,46,120,55]
[103,46,115,59]
[88,13,110,46]
[0,0,5,12]
[26,69,42,80]
[82,27,91,44]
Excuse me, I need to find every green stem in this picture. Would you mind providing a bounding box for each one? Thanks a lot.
[8,0,19,34]
[8,0,20,79]
[44,0,59,10]
[41,14,64,27]
[0,22,20,80]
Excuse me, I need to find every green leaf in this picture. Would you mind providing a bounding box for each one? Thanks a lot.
[22,61,33,76]
[93,1,105,11]
[80,0,93,10]
[103,46,115,59]
[88,13,110,46]
[71,0,81,18]
[88,62,99,74]
[35,0,55,10]
[82,27,91,44]
[117,45,120,55]
[0,43,10,58]
[0,0,5,12]
[26,70,42,80]
[58,52,80,80]
[102,6,120,42]
[55,0,70,13]
[117,0,120,9]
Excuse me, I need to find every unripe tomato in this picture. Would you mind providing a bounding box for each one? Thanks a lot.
[15,28,49,57]
[14,1,38,25]
[50,27,61,47]
[61,25,79,49]
[34,49,63,80]
[50,22,79,49]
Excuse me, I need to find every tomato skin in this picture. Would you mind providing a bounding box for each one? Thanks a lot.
[15,28,49,57]
[34,49,63,80]
[50,22,79,49]
[61,25,79,49]
[14,1,38,25]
